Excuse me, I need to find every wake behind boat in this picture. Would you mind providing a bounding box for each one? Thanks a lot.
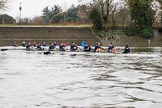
[0,46,27,51]
[0,46,87,52]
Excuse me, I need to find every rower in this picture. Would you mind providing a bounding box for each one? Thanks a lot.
[83,43,91,52]
[33,41,37,47]
[108,43,116,53]
[42,41,46,47]
[13,41,17,47]
[42,42,47,47]
[53,41,57,47]
[94,42,103,52]
[48,42,55,51]
[26,42,32,51]
[63,42,67,46]
[22,41,26,47]
[70,42,78,52]
[44,43,53,54]
[37,42,44,50]
[123,44,130,53]
[59,42,66,51]
[51,42,57,51]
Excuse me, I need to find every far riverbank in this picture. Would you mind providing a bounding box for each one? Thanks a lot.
[97,31,162,47]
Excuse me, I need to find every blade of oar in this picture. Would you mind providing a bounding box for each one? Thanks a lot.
[70,54,77,56]
[1,49,8,51]
[43,51,51,55]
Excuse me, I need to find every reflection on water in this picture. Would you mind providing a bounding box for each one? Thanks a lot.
[0,47,162,108]
[132,48,154,52]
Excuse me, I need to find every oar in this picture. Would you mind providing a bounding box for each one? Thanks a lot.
[43,46,58,55]
[43,48,51,55]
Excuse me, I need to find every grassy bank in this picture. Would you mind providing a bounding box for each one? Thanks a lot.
[0,24,92,28]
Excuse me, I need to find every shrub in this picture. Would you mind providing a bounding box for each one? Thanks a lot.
[124,26,138,36]
[141,27,153,38]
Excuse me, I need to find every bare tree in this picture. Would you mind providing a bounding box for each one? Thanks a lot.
[0,0,8,10]
[79,0,114,30]
[91,0,114,30]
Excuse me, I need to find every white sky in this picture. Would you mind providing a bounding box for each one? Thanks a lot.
[2,0,80,19]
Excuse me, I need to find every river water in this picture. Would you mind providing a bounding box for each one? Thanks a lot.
[0,47,162,108]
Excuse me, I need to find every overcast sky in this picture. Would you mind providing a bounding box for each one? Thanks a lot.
[3,0,81,18]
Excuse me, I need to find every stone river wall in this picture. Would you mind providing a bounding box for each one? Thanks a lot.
[0,26,99,46]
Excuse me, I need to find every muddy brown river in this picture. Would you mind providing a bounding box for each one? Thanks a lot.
[0,47,162,108]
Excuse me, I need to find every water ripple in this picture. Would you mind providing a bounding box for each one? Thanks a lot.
[0,48,162,108]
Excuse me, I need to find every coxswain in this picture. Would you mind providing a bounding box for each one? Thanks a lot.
[81,41,85,47]
[123,44,130,54]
